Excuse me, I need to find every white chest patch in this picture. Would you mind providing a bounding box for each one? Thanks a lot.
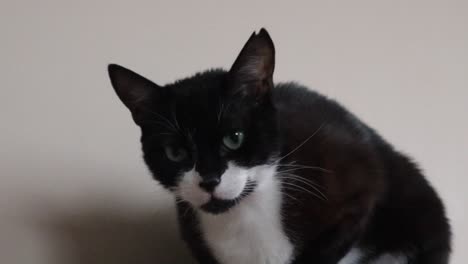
[369,253,407,264]
[338,248,365,264]
[338,247,407,264]
[198,165,294,264]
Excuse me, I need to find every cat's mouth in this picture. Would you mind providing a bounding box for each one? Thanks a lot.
[200,180,257,214]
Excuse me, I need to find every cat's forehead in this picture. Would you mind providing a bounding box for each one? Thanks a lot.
[151,69,251,135]
[159,71,229,130]
[169,69,226,94]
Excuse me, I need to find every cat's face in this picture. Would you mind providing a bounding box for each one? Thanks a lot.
[108,29,278,214]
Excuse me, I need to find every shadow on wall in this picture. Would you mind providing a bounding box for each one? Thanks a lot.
[2,150,196,263]
[39,205,196,264]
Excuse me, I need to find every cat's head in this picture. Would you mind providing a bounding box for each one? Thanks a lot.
[108,29,279,214]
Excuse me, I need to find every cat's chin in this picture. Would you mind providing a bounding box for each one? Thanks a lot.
[199,197,238,214]
[199,180,257,214]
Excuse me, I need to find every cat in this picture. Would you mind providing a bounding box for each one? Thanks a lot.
[107,28,451,264]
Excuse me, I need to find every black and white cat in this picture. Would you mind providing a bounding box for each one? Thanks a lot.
[107,29,451,264]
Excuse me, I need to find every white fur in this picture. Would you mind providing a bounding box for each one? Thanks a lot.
[338,248,364,264]
[338,248,407,264]
[369,253,407,264]
[178,168,210,207]
[198,164,294,264]
[214,163,248,200]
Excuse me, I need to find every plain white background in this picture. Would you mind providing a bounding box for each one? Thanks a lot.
[1,1,466,263]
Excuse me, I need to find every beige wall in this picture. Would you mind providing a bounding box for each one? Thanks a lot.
[1,1,466,263]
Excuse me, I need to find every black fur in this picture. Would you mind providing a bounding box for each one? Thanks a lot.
[108,28,451,263]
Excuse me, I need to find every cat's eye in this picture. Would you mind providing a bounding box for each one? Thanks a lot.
[165,146,188,162]
[222,131,245,150]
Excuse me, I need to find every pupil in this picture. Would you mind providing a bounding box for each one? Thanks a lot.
[173,149,179,156]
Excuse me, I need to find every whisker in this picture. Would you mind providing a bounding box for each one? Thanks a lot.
[278,166,333,174]
[279,174,324,189]
[276,123,324,162]
[280,174,328,201]
[146,109,181,134]
[142,120,176,132]
[280,181,327,201]
[278,163,332,170]
[183,206,191,218]
[217,101,225,126]
[280,191,300,202]
[171,105,182,131]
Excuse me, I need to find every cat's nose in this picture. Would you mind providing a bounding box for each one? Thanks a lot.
[199,177,220,192]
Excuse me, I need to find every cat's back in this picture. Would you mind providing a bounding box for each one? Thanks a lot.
[272,82,451,263]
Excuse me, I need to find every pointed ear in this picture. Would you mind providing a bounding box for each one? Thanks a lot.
[228,28,275,98]
[107,64,159,124]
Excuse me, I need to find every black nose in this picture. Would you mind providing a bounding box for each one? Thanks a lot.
[199,177,220,192]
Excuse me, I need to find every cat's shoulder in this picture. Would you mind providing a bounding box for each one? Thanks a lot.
[273,82,324,104]
[272,82,378,146]
[272,82,345,115]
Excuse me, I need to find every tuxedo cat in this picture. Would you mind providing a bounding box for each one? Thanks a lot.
[107,29,451,264]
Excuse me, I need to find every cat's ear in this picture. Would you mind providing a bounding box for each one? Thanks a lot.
[228,28,275,98]
[108,64,160,124]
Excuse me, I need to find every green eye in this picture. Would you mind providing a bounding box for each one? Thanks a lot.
[165,146,188,162]
[223,131,244,150]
